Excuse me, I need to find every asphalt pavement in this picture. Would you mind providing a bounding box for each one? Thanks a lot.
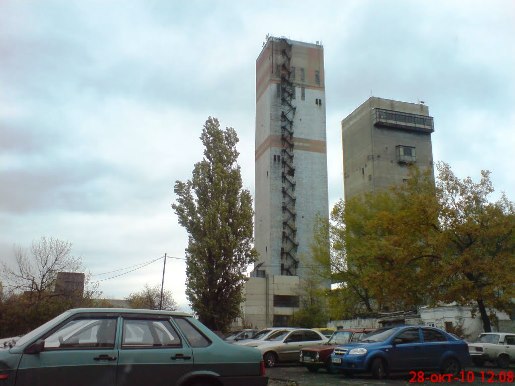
[267,363,515,386]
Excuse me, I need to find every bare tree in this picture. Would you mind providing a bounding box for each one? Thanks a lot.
[1,237,82,299]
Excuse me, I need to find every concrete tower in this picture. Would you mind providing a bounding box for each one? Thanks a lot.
[244,37,329,328]
[342,97,435,200]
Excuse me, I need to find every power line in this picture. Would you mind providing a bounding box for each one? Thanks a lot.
[92,256,164,277]
[91,255,186,284]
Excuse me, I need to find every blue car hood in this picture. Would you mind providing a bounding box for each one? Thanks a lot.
[335,341,388,350]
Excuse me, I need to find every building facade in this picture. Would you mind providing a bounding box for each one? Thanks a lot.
[342,97,435,200]
[244,37,329,328]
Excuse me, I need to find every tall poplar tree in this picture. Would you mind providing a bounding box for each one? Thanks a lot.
[172,117,257,332]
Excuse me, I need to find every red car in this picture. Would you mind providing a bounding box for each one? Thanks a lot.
[300,328,375,373]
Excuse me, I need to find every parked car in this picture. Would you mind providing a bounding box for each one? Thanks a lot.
[330,325,471,379]
[234,327,295,346]
[0,337,20,349]
[0,308,268,386]
[300,328,375,373]
[312,328,336,338]
[224,329,258,343]
[246,328,328,367]
[468,332,515,368]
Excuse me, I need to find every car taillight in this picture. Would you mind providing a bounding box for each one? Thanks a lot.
[260,360,266,376]
[0,373,9,380]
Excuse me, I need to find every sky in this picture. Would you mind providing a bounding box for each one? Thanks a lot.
[1,0,514,311]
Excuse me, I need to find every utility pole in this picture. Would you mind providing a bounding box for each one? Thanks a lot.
[159,253,167,310]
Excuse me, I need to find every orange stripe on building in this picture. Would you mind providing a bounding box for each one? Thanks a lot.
[255,135,326,160]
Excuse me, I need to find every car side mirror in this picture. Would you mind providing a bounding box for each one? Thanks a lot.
[25,339,45,354]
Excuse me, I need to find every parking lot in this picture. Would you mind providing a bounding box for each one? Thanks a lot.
[267,363,515,386]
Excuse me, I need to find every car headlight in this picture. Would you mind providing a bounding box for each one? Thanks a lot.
[348,348,367,355]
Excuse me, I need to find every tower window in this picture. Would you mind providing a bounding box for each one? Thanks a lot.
[300,67,305,82]
[290,66,296,80]
[273,295,300,308]
[301,87,305,100]
[315,70,320,85]
[396,145,417,164]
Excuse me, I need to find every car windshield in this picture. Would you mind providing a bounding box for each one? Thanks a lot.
[476,334,500,344]
[266,330,290,341]
[15,310,73,347]
[225,331,241,340]
[360,328,397,343]
[252,329,272,340]
[328,331,353,345]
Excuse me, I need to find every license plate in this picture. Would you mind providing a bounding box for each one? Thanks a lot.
[332,357,342,364]
[303,358,314,362]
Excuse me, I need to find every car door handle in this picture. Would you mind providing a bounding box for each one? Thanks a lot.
[94,354,117,361]
[171,353,192,360]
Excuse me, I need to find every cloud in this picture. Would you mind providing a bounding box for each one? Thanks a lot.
[0,0,513,307]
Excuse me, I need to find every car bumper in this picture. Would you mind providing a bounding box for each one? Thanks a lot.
[331,355,368,371]
[469,352,488,360]
[300,358,325,367]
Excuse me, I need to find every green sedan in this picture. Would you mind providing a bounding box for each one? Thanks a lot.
[0,308,268,386]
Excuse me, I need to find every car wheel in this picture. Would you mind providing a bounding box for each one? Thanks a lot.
[497,355,510,369]
[472,357,485,367]
[441,357,461,376]
[371,358,387,380]
[307,366,318,373]
[264,351,278,368]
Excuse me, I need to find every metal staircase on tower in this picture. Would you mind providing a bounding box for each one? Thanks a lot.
[278,38,299,276]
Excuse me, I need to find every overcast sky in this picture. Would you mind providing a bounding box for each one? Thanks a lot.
[1,0,514,311]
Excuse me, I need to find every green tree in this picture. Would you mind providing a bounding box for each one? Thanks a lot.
[292,276,329,328]
[312,168,439,316]
[126,284,177,311]
[312,164,513,332]
[433,163,515,332]
[172,117,257,332]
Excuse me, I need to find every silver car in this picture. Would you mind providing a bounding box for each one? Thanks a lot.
[234,327,295,346]
[247,328,328,367]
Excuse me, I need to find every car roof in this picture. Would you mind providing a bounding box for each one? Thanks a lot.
[68,308,192,317]
[335,328,375,332]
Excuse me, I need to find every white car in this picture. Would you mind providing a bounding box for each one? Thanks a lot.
[468,332,515,368]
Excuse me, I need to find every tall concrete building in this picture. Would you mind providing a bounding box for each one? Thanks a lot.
[244,37,329,328]
[342,97,434,200]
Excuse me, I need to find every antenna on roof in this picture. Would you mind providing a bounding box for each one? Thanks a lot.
[263,34,270,47]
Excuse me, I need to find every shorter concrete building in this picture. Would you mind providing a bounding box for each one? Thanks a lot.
[327,305,513,340]
[342,97,435,200]
[54,272,85,297]
[243,275,300,329]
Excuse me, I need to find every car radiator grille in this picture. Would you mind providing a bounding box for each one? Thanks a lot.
[302,351,317,359]
[333,348,348,355]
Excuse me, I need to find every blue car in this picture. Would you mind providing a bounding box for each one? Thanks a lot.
[330,325,471,379]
